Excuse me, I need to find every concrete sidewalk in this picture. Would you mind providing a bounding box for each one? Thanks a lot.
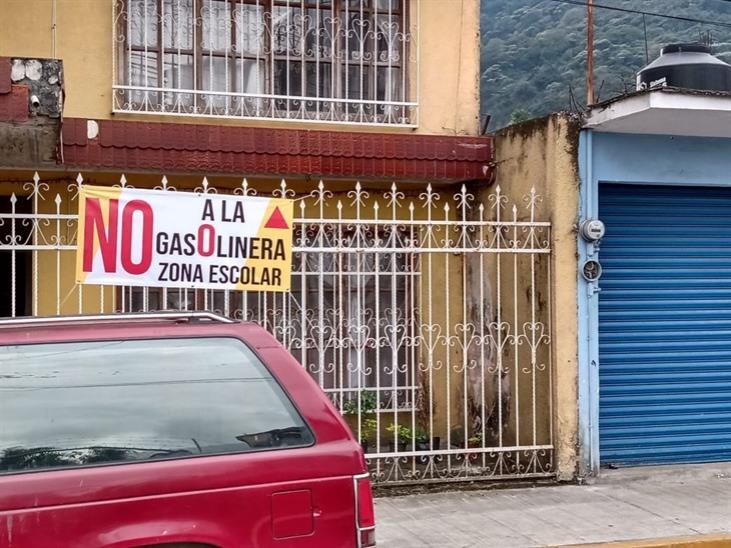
[374,463,731,547]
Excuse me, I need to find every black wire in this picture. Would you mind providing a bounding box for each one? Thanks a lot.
[546,0,731,29]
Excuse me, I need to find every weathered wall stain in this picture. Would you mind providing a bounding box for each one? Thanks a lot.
[494,113,581,481]
[0,57,63,168]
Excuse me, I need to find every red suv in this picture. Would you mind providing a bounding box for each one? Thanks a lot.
[0,312,375,548]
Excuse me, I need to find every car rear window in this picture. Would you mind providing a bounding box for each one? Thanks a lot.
[0,337,314,474]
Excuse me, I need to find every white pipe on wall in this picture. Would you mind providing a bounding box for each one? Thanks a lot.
[51,0,57,58]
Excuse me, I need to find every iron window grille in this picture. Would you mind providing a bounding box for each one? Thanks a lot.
[113,0,417,126]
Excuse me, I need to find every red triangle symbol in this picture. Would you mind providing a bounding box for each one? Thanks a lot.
[264,206,289,229]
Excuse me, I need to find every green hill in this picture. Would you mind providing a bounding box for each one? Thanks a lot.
[481,0,731,129]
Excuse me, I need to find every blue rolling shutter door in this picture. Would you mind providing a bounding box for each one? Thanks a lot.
[599,183,731,465]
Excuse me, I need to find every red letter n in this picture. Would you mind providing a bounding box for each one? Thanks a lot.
[83,198,119,273]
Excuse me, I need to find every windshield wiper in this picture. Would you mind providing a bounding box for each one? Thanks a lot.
[235,426,307,448]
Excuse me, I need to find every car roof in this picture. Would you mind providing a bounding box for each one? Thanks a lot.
[0,311,232,327]
[0,312,280,350]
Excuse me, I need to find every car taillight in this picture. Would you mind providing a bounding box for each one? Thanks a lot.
[355,473,376,547]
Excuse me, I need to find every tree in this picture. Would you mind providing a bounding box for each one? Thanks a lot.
[509,109,532,125]
[482,0,731,129]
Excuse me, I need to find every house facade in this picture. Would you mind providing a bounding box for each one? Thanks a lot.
[495,88,731,480]
[0,0,563,485]
[578,89,731,475]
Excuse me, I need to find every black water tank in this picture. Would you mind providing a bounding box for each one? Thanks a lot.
[637,43,731,93]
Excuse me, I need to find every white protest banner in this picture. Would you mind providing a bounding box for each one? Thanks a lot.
[76,185,294,292]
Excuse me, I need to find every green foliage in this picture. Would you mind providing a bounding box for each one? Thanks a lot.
[414,426,430,442]
[343,392,380,442]
[386,423,414,441]
[342,391,378,415]
[361,418,378,441]
[509,109,532,124]
[482,0,731,129]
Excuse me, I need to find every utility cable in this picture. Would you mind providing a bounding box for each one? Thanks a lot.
[546,0,731,29]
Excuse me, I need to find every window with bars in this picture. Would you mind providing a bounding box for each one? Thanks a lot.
[113,0,416,125]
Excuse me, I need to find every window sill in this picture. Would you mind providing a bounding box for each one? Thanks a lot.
[112,87,418,129]
[112,108,419,129]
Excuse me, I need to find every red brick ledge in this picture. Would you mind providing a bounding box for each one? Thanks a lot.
[0,57,28,123]
[61,118,493,182]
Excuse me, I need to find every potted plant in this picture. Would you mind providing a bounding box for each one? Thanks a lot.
[360,418,377,453]
[414,427,441,451]
[342,391,379,453]
[466,433,482,462]
[385,423,413,452]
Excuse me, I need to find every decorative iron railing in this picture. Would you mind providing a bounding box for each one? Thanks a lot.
[0,174,552,484]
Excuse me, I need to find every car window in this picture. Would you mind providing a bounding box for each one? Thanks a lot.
[0,337,314,473]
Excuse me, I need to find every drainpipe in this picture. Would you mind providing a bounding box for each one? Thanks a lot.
[51,0,57,59]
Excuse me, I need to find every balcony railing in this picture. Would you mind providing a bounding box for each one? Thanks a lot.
[112,84,418,125]
[112,0,419,127]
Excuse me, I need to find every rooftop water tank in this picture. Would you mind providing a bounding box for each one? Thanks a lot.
[637,43,731,93]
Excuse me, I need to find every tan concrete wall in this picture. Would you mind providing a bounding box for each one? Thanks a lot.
[494,114,581,481]
[0,0,480,136]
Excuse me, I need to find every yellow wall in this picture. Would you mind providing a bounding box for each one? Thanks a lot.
[494,114,581,482]
[0,0,480,136]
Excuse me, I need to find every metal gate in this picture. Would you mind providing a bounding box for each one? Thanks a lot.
[1,173,553,484]
[600,183,731,465]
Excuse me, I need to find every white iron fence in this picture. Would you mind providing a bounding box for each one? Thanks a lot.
[0,174,553,485]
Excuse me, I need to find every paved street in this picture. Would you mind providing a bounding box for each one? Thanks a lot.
[375,464,731,547]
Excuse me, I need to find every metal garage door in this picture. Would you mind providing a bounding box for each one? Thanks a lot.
[599,183,731,465]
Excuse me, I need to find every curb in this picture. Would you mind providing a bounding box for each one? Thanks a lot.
[565,534,731,548]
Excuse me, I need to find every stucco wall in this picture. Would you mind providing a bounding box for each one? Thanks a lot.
[0,0,480,136]
[494,114,581,481]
